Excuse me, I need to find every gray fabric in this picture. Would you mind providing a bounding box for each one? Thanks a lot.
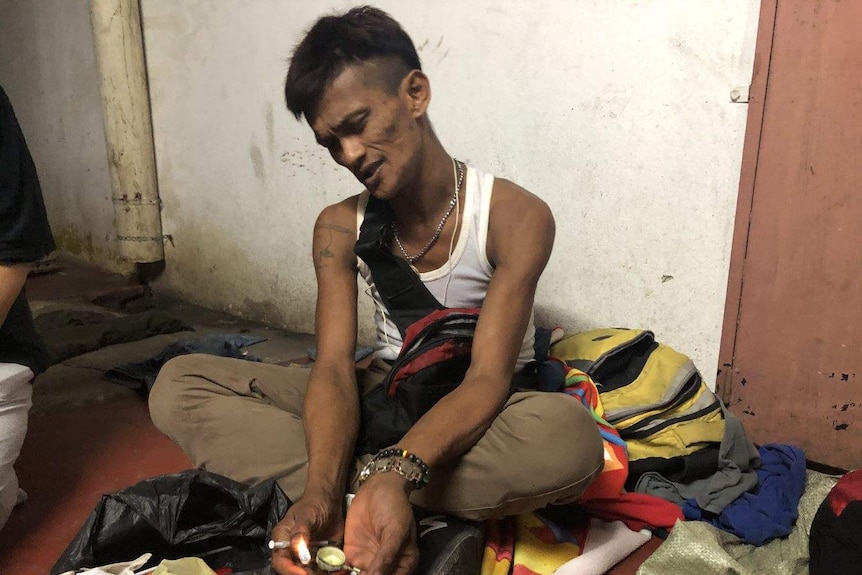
[34,309,193,364]
[635,410,760,513]
[636,470,840,575]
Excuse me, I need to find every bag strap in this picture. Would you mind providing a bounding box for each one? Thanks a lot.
[354,195,445,337]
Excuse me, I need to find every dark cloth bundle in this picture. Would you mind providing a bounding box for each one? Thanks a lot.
[810,468,862,574]
[34,309,193,364]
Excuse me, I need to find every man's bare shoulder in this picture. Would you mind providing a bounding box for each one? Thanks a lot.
[490,178,551,214]
[315,194,361,234]
[485,178,555,268]
[489,178,554,236]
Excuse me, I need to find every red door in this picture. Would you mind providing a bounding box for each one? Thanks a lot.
[718,0,862,469]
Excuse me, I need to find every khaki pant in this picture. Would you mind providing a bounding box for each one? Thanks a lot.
[149,354,604,521]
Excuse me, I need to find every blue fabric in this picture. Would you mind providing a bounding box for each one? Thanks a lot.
[106,333,267,394]
[683,444,806,545]
[535,355,566,392]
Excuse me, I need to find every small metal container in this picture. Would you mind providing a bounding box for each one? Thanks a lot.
[316,546,347,572]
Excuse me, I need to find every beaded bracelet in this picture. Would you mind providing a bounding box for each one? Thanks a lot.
[375,448,430,476]
[357,448,431,490]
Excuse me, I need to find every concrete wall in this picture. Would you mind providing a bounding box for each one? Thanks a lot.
[142,0,760,385]
[0,0,124,272]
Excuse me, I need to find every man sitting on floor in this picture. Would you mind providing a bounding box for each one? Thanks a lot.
[149,7,603,575]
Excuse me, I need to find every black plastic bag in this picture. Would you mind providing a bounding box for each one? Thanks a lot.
[52,470,290,574]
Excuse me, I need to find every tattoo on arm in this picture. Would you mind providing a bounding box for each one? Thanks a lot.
[313,221,353,270]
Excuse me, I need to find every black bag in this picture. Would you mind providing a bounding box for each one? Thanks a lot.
[356,308,479,455]
[384,308,478,421]
[810,469,862,575]
[52,470,290,574]
[353,196,481,455]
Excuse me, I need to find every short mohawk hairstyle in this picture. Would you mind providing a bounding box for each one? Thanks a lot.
[284,5,422,120]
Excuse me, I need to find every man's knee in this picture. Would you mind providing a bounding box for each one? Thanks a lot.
[148,353,209,437]
[422,393,606,519]
[513,392,605,484]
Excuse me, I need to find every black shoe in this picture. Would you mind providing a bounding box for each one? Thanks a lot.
[413,507,486,575]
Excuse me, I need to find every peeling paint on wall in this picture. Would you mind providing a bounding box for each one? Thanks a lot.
[249,140,266,181]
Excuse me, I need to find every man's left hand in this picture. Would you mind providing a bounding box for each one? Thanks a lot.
[344,473,419,575]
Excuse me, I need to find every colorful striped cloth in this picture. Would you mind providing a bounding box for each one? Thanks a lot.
[480,363,682,575]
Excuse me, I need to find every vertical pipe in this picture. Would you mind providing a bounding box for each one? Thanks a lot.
[89,0,164,263]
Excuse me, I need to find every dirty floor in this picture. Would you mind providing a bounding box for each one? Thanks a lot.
[0,256,659,574]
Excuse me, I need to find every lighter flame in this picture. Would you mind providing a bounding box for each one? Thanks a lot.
[296,537,312,565]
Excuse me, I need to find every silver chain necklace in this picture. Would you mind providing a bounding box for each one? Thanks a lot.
[392,159,464,265]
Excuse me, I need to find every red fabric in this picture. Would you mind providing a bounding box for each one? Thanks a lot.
[578,441,628,501]
[560,364,629,501]
[559,363,683,532]
[484,518,516,565]
[388,307,480,396]
[400,307,481,342]
[580,492,684,532]
[829,469,862,517]
[388,339,471,395]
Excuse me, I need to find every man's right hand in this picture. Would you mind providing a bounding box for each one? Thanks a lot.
[270,200,361,574]
[270,491,345,575]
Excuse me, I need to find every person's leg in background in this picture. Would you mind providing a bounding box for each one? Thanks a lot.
[0,363,34,531]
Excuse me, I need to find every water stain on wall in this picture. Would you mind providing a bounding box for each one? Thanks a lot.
[53,225,130,273]
[249,140,266,182]
[55,226,98,259]
[241,297,288,328]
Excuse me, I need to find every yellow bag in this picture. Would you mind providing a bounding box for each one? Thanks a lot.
[551,328,725,461]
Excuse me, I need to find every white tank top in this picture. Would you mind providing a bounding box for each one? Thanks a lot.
[356,164,536,371]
